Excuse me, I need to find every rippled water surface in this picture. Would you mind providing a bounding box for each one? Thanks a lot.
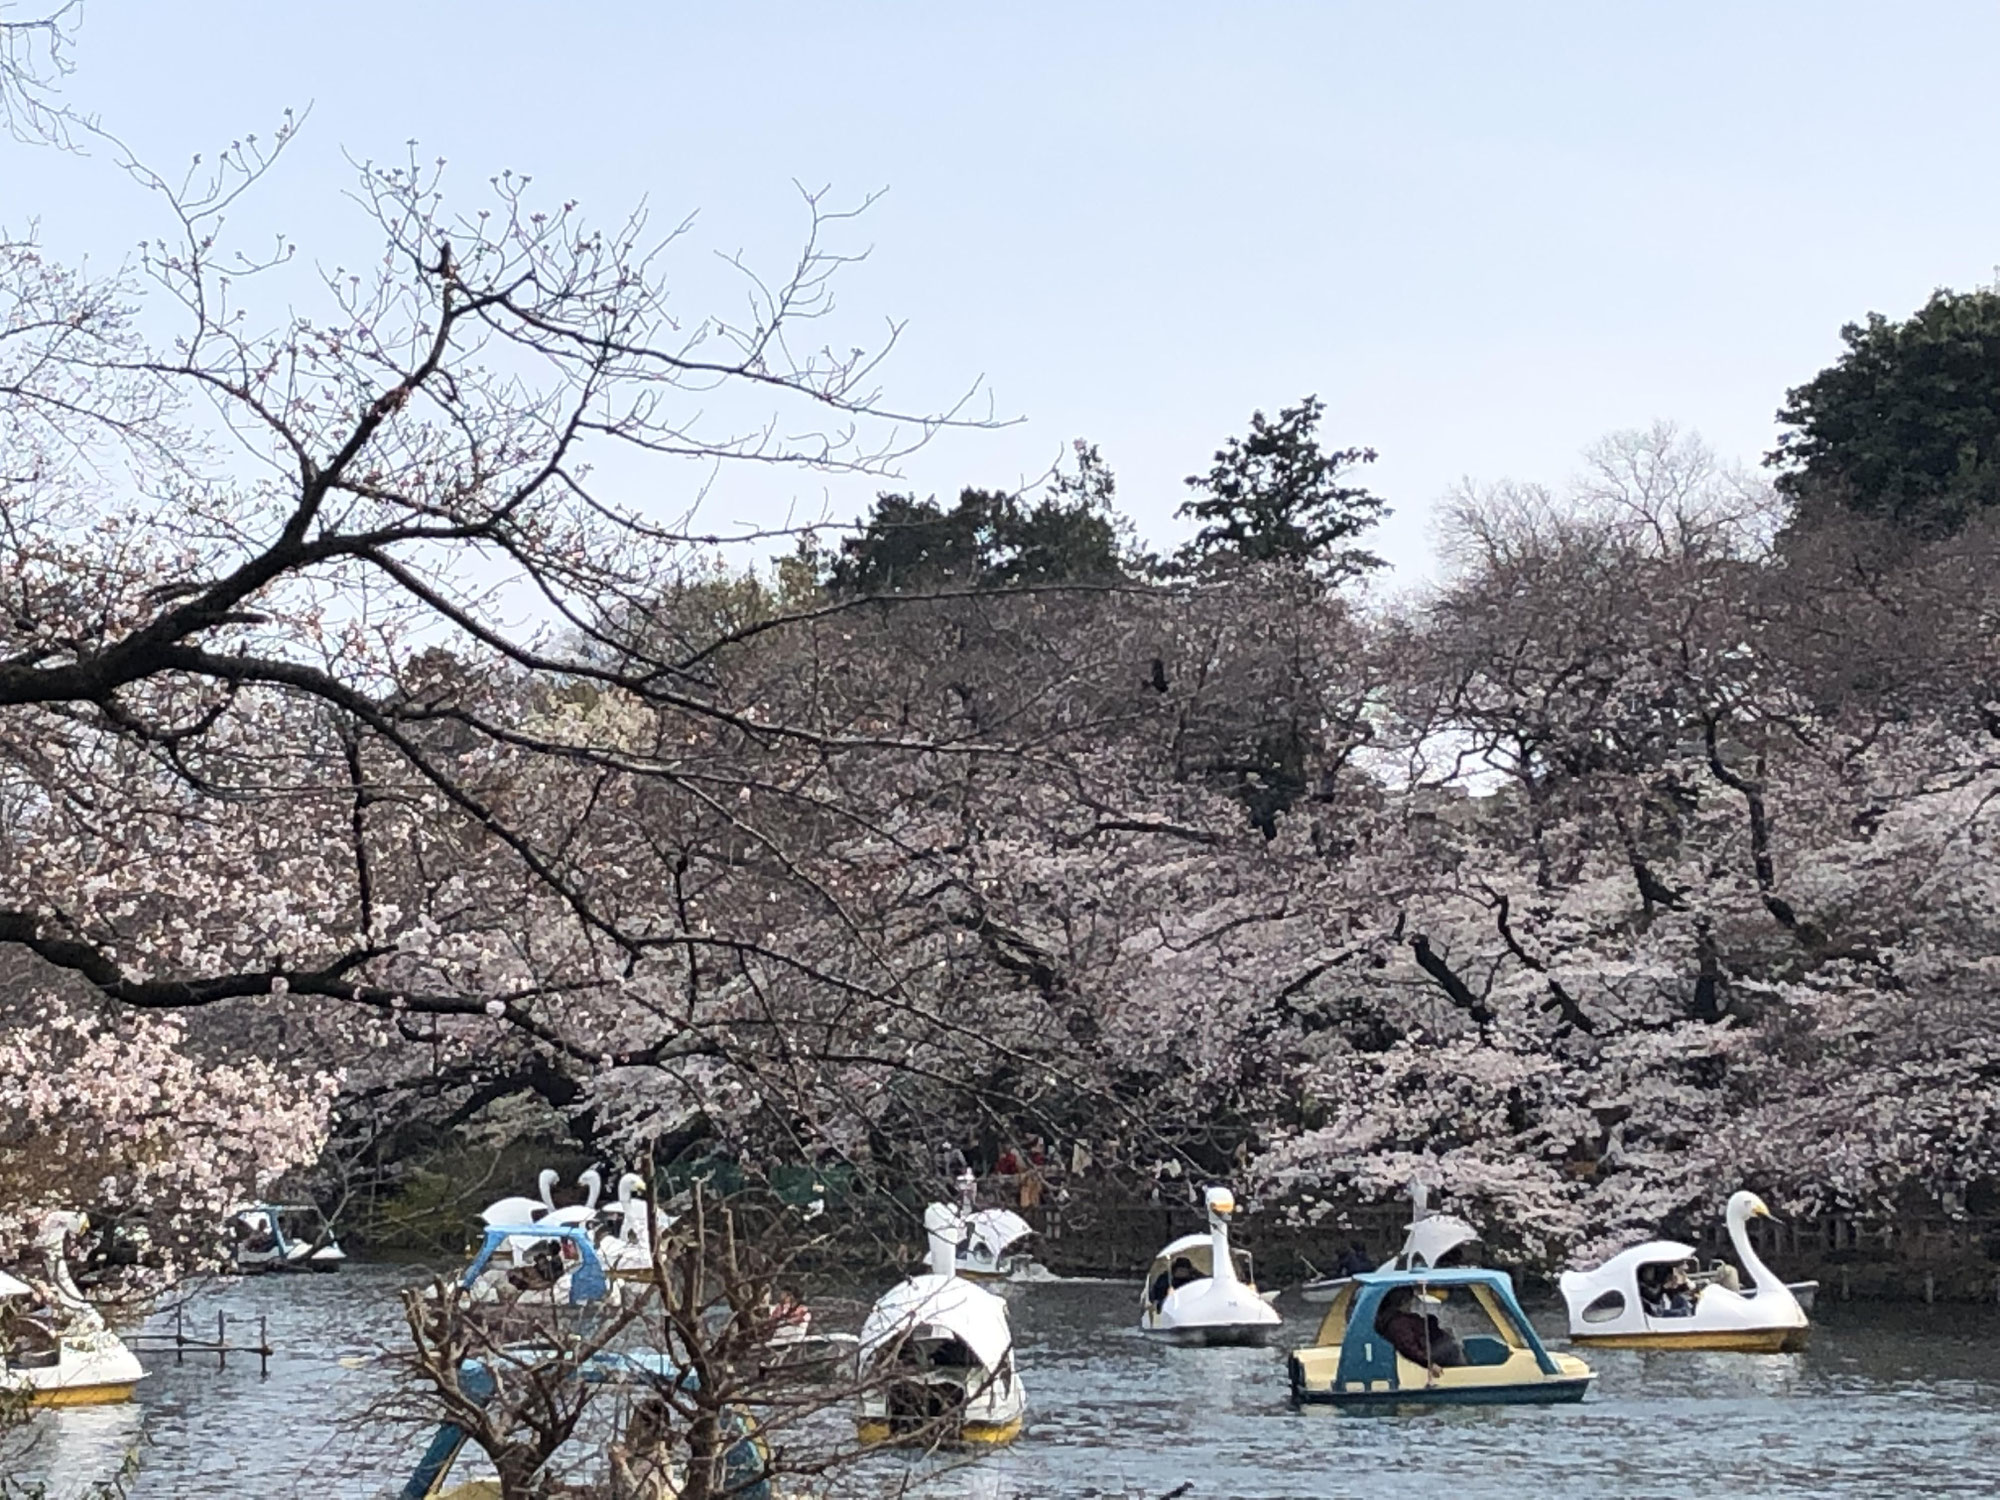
[11,1266,2000,1497]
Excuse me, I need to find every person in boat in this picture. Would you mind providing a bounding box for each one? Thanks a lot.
[768,1289,810,1337]
[1375,1285,1465,1375]
[1662,1263,1696,1315]
[1150,1255,1201,1309]
[609,1390,679,1500]
[1640,1260,1696,1317]
[1335,1239,1371,1278]
[507,1240,566,1294]
[231,1212,278,1255]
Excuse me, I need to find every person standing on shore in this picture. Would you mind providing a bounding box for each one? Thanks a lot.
[1019,1138,1048,1210]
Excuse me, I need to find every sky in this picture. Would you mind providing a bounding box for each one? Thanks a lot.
[10,2,2000,583]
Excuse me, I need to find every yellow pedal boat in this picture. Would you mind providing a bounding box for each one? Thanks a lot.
[1289,1268,1594,1408]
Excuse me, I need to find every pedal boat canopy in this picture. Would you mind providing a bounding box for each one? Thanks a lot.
[459,1222,611,1306]
[1288,1269,1594,1408]
[957,1208,1036,1278]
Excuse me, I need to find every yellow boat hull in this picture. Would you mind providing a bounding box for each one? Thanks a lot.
[1571,1327,1805,1353]
[855,1415,1022,1446]
[27,1381,138,1407]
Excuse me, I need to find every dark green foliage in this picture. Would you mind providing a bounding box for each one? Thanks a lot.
[1007,441,1133,586]
[1174,395,1387,577]
[824,490,995,594]
[823,442,1131,595]
[1770,288,2000,538]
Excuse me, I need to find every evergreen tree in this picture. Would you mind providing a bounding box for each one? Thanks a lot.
[1174,395,1387,578]
[1770,287,2000,538]
[824,443,1132,596]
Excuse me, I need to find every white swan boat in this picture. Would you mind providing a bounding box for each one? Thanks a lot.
[1301,1181,1481,1302]
[948,1171,1042,1283]
[1138,1186,1283,1346]
[594,1171,678,1281]
[1559,1190,1811,1352]
[538,1168,605,1230]
[479,1168,561,1232]
[226,1202,346,1273]
[856,1203,1025,1445]
[474,1167,564,1269]
[0,1213,146,1407]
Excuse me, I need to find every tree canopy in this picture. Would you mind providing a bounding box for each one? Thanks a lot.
[1769,286,2000,537]
[822,442,1129,595]
[1174,394,1387,577]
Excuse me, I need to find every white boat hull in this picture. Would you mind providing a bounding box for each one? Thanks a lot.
[236,1242,345,1273]
[1141,1320,1283,1348]
[1,1333,146,1407]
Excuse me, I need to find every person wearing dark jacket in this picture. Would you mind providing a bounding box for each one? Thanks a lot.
[1150,1255,1200,1309]
[1375,1286,1465,1375]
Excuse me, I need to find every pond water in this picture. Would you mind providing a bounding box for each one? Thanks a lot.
[9,1266,2000,1498]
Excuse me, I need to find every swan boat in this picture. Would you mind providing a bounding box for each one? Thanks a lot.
[949,1171,1041,1283]
[472,1168,562,1273]
[593,1172,678,1282]
[0,1213,146,1407]
[1289,1268,1595,1408]
[479,1168,560,1232]
[227,1202,346,1273]
[1302,1181,1481,1302]
[537,1169,604,1231]
[856,1203,1025,1446]
[1558,1191,1811,1352]
[1139,1186,1283,1346]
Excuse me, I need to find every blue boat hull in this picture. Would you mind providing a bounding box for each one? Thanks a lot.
[1292,1377,1594,1409]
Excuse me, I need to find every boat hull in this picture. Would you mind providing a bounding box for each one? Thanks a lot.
[1293,1376,1593,1408]
[1570,1326,1805,1353]
[25,1380,140,1408]
[856,1415,1023,1446]
[1142,1322,1283,1348]
[4,1341,146,1407]
[955,1263,1046,1286]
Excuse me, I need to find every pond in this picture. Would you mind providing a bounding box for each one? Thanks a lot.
[9,1266,2000,1497]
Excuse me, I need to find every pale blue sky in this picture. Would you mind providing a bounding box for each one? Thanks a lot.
[12,3,2000,579]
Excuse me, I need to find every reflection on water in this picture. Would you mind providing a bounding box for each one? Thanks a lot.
[12,1268,2000,1498]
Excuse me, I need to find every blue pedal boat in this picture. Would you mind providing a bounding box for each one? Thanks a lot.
[396,1348,771,1500]
[1287,1268,1594,1408]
